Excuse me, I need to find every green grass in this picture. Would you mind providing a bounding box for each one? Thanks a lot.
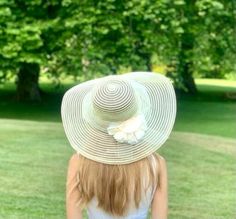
[174,100,236,138]
[1,78,235,138]
[195,78,236,91]
[0,120,235,219]
[0,120,72,219]
[160,132,236,219]
[0,78,235,218]
[173,79,236,138]
[0,82,67,122]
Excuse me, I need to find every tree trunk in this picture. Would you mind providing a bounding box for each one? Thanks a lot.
[176,1,198,94]
[16,62,41,101]
[178,31,198,94]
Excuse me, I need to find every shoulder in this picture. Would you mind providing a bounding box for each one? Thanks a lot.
[66,153,80,184]
[156,154,166,165]
[67,153,80,170]
[152,154,168,190]
[155,153,167,175]
[153,153,166,166]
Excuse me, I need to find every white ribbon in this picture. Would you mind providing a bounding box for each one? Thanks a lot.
[107,114,147,145]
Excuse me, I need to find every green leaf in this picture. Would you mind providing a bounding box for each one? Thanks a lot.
[174,0,185,5]
[1,43,21,58]
[212,1,224,10]
[175,27,184,33]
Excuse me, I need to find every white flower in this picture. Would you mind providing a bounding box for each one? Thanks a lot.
[107,114,147,145]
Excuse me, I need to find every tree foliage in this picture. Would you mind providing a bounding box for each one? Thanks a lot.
[0,0,235,99]
[0,0,60,76]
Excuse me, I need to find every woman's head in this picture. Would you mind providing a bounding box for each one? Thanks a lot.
[69,152,161,217]
[61,72,176,164]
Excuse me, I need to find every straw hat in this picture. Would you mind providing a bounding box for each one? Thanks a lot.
[61,72,177,164]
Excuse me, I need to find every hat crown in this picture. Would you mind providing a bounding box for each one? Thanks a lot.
[91,77,138,121]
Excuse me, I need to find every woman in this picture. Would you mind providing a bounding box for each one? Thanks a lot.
[61,72,177,219]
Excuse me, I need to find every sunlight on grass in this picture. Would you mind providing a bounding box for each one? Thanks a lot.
[195,78,236,88]
[195,78,236,93]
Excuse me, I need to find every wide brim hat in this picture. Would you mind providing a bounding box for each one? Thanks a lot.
[61,72,177,164]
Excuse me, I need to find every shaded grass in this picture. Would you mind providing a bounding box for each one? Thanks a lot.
[0,78,235,138]
[174,100,236,138]
[0,82,66,122]
[173,79,236,138]
[0,119,235,219]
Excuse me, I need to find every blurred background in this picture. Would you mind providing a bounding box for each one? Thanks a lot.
[0,0,235,218]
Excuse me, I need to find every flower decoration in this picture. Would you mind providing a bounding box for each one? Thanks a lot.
[107,114,147,145]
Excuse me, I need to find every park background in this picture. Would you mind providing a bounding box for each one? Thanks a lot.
[0,0,235,218]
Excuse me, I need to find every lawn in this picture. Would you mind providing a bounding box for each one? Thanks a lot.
[0,78,235,219]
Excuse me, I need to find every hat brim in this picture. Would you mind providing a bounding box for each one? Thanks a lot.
[61,72,177,164]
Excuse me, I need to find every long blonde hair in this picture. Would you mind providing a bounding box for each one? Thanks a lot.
[72,152,160,217]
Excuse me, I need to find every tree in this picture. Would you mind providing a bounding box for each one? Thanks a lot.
[0,0,66,101]
[194,0,236,79]
[0,0,235,100]
[152,0,235,93]
[62,0,235,94]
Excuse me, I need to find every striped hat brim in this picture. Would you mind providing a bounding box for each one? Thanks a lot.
[61,72,177,164]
